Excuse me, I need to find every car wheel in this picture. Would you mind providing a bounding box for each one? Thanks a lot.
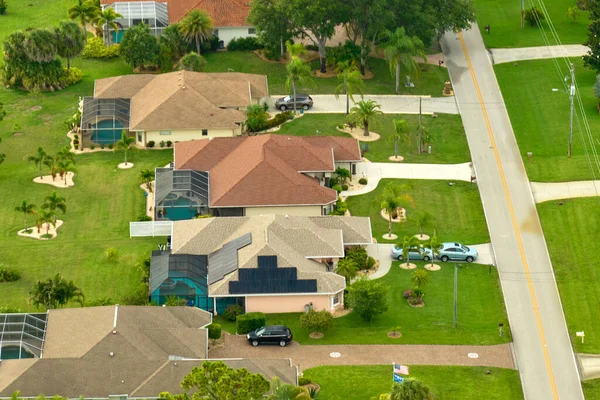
[251,340,259,347]
[466,256,474,263]
[397,255,403,261]
[441,255,449,262]
[279,105,287,111]
[302,104,309,110]
[279,340,287,347]
[423,255,431,261]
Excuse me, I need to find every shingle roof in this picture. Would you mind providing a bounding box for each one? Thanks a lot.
[94,71,268,131]
[174,135,360,207]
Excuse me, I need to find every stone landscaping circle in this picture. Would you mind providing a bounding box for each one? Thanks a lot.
[400,263,417,270]
[414,234,430,241]
[424,263,441,271]
[382,233,398,240]
[388,155,404,162]
[309,332,324,339]
[118,162,134,169]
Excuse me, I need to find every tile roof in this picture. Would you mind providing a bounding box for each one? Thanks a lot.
[174,135,360,207]
[94,71,268,131]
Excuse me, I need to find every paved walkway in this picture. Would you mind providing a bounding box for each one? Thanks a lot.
[340,162,473,197]
[443,25,583,399]
[577,354,600,380]
[210,333,515,371]
[489,44,588,65]
[530,180,600,203]
[266,95,459,115]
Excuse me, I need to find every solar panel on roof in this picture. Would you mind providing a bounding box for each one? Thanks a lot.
[207,233,252,284]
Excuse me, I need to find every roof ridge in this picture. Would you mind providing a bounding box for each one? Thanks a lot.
[129,360,170,396]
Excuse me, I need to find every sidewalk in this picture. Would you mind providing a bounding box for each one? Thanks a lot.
[530,180,600,203]
[489,44,588,65]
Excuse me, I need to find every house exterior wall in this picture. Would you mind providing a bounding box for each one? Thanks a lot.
[245,292,344,313]
[141,127,241,145]
[217,26,256,46]
[244,205,324,217]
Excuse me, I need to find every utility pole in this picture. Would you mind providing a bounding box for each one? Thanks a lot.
[418,97,422,154]
[568,63,575,158]
[453,263,458,328]
[521,0,525,28]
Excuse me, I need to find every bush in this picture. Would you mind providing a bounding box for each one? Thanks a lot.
[359,177,368,185]
[121,283,149,305]
[90,144,96,150]
[223,303,244,321]
[236,312,266,334]
[0,0,7,15]
[265,111,294,129]
[524,6,545,26]
[300,309,333,334]
[306,44,319,51]
[366,256,377,269]
[108,143,114,149]
[100,143,105,149]
[179,52,208,72]
[74,134,79,140]
[73,139,79,145]
[105,247,118,262]
[166,140,172,147]
[0,264,20,282]
[332,184,343,193]
[82,37,120,58]
[136,257,151,282]
[160,140,166,148]
[165,295,187,306]
[346,277,389,322]
[341,184,349,191]
[207,323,222,340]
[146,141,155,148]
[61,67,83,86]
[74,144,79,150]
[330,197,348,215]
[346,247,369,270]
[403,289,413,299]
[227,36,263,51]
[137,214,152,221]
[298,377,312,386]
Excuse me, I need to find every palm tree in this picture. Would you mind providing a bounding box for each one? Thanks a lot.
[388,119,410,159]
[399,235,421,267]
[95,8,123,45]
[57,159,75,184]
[381,27,426,93]
[29,273,85,309]
[37,209,55,235]
[28,147,47,179]
[334,61,365,115]
[346,100,383,137]
[390,378,433,400]
[56,145,76,164]
[43,155,57,181]
[268,377,310,400]
[286,58,315,114]
[376,182,415,238]
[115,130,136,165]
[335,258,359,284]
[14,201,36,232]
[179,9,214,54]
[414,211,435,239]
[334,167,351,185]
[285,40,307,60]
[411,269,429,289]
[566,6,579,21]
[424,231,442,267]
[42,191,67,224]
[68,0,100,41]
[139,168,155,193]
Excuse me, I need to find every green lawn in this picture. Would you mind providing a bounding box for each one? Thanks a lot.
[203,51,449,96]
[538,197,600,353]
[218,260,509,345]
[473,0,590,48]
[583,379,600,399]
[302,365,523,400]
[346,179,489,244]
[495,58,600,182]
[277,113,471,164]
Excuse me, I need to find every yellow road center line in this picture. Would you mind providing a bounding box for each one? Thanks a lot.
[457,31,559,399]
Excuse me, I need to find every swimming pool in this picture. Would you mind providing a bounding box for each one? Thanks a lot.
[0,345,34,360]
[90,119,124,145]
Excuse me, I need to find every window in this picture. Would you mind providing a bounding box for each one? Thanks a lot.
[213,29,219,37]
[137,133,142,142]
[160,130,171,135]
[248,28,256,34]
[333,293,340,306]
[202,129,208,136]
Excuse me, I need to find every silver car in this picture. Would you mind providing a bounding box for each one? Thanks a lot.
[438,242,478,263]
[390,245,433,261]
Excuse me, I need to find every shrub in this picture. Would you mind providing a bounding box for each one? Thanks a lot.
[263,47,281,61]
[0,264,20,282]
[300,309,333,334]
[346,277,389,322]
[74,134,79,140]
[146,141,155,148]
[73,139,79,145]
[332,184,343,193]
[524,6,545,26]
[108,143,114,149]
[246,103,270,132]
[137,214,152,221]
[330,197,348,215]
[223,303,244,321]
[166,140,172,147]
[159,140,166,148]
[90,144,96,150]
[236,312,266,334]
[61,67,83,86]
[105,247,118,262]
[207,323,222,340]
[179,52,208,72]
[366,256,377,269]
[12,123,21,132]
[100,143,105,149]
[227,36,263,51]
[359,177,368,185]
[121,283,149,305]
[346,247,369,270]
[298,377,312,386]
[165,295,187,306]
[82,37,120,58]
[306,44,319,51]
[74,144,79,150]
[0,0,7,15]
[403,289,413,299]
[341,184,349,191]
[265,111,294,129]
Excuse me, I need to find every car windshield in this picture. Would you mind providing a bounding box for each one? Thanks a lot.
[255,327,266,335]
[461,245,469,251]
[283,96,291,102]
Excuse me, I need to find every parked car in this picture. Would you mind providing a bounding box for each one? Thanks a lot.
[247,325,293,347]
[390,245,433,261]
[438,242,478,263]
[274,94,313,111]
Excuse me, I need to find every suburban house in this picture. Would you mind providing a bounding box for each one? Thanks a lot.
[147,215,372,314]
[100,0,256,47]
[0,306,297,397]
[154,135,362,220]
[80,71,268,148]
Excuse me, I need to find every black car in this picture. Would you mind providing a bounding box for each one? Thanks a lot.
[246,325,293,347]
[274,94,313,111]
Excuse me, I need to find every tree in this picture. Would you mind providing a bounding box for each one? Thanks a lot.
[28,147,47,179]
[380,27,426,94]
[428,0,476,40]
[57,159,75,184]
[411,269,429,289]
[159,360,270,400]
[37,209,56,235]
[334,167,351,185]
[57,145,76,163]
[335,62,365,114]
[68,0,100,41]
[424,232,441,267]
[95,8,123,45]
[160,24,188,62]
[388,118,409,159]
[179,9,214,54]
[284,0,345,73]
[286,57,315,114]
[179,52,207,72]
[120,22,159,70]
[335,258,359,284]
[399,235,420,267]
[115,130,136,165]
[524,6,545,26]
[286,40,307,60]
[346,99,383,137]
[584,21,600,72]
[268,377,311,400]
[376,182,415,237]
[44,155,58,180]
[29,273,85,309]
[300,309,333,335]
[346,277,389,322]
[139,168,155,193]
[55,20,86,69]
[246,103,270,132]
[0,0,7,15]
[249,0,294,60]
[23,29,57,63]
[42,191,67,224]
[566,6,580,21]
[14,201,36,232]
[414,211,434,238]
[389,378,433,400]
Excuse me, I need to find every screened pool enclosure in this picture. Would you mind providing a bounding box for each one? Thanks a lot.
[155,168,210,221]
[0,313,48,360]
[102,1,169,44]
[81,97,131,148]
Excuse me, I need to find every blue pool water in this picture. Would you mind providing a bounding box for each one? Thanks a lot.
[0,346,34,360]
[161,197,199,221]
[90,120,124,145]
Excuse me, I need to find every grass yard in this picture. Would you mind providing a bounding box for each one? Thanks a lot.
[583,379,600,399]
[203,51,449,96]
[276,113,471,164]
[302,365,523,400]
[217,260,509,345]
[346,179,489,244]
[472,0,589,48]
[538,197,600,353]
[495,58,600,182]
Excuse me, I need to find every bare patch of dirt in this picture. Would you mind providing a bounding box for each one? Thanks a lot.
[336,126,380,141]
[309,332,324,339]
[387,331,403,338]
[30,105,42,112]
[332,308,352,318]
[13,132,24,137]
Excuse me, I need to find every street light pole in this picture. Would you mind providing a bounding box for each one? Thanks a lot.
[568,63,575,158]
[521,0,525,28]
[453,263,458,328]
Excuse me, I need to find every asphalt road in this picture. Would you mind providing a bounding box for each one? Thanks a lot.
[441,26,583,399]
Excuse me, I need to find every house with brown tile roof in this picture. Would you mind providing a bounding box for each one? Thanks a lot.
[0,306,297,398]
[147,215,372,314]
[81,71,268,149]
[153,134,361,220]
[100,0,255,47]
